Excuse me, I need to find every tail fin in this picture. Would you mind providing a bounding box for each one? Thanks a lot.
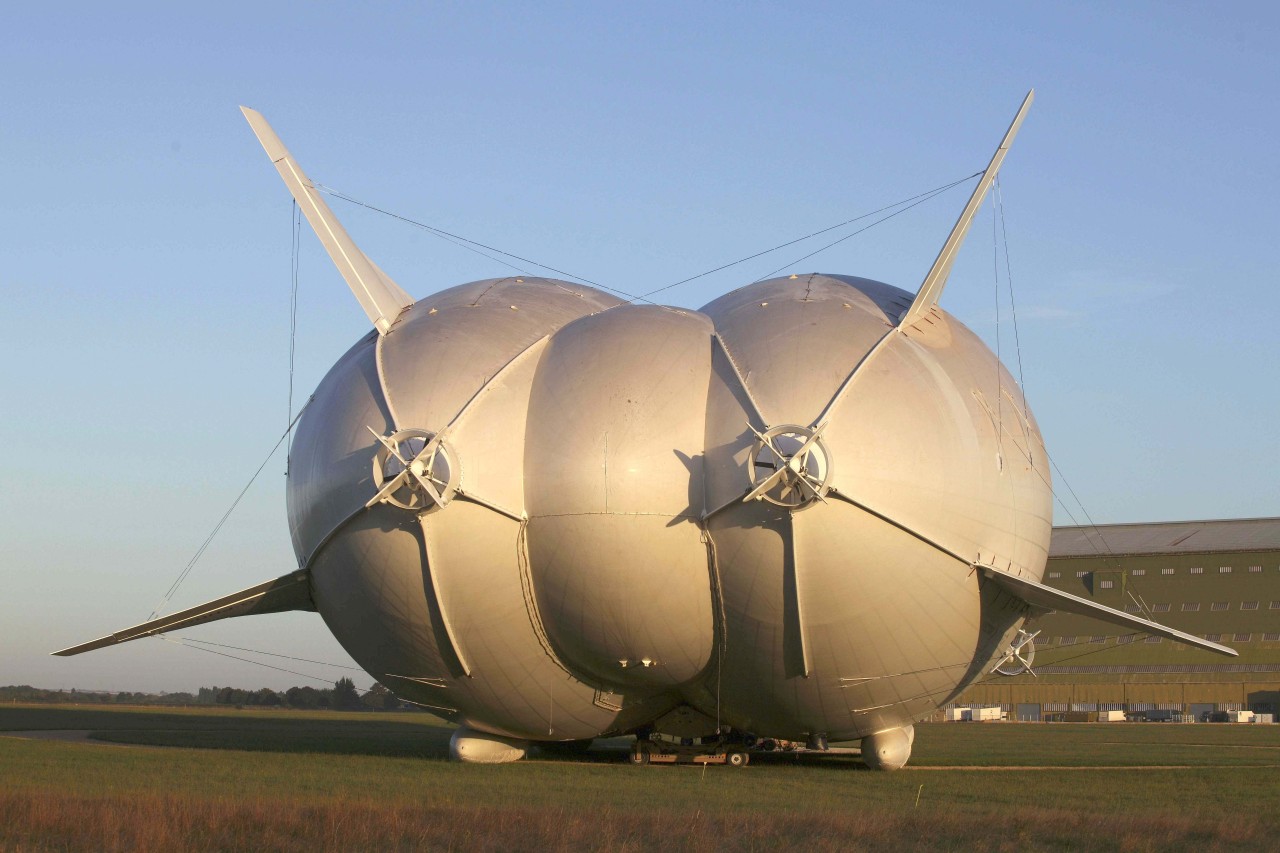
[240,107,414,334]
[52,571,314,656]
[899,90,1034,327]
[980,565,1237,657]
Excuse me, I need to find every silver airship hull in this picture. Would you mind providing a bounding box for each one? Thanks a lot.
[56,95,1238,769]
[281,271,1046,746]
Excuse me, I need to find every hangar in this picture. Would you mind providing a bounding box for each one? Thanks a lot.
[962,517,1280,720]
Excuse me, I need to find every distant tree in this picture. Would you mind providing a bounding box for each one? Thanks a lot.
[333,677,362,711]
[249,687,281,707]
[361,683,399,711]
[284,685,331,709]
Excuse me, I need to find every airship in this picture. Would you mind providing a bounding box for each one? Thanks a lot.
[57,91,1235,769]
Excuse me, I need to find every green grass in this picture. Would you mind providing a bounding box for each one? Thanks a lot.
[2,705,1278,851]
[910,721,1280,767]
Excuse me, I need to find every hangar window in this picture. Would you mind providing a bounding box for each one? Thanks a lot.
[1211,602,1230,611]
[1204,634,1222,641]
[1270,601,1280,610]
[1144,636,1162,643]
[1099,580,1114,589]
[1060,636,1077,646]
[1264,633,1280,642]
[1190,567,1203,574]
[1124,604,1142,613]
[1241,601,1259,610]
[1219,566,1232,573]
[1048,571,1061,579]
[1131,569,1145,576]
[1152,603,1170,612]
[1161,568,1175,575]
[1249,565,1262,573]
[1089,636,1107,644]
[1181,603,1200,612]
[1117,635,1135,644]
[1076,571,1089,578]
[1233,633,1251,642]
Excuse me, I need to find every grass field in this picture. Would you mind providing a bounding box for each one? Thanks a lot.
[2,705,1277,851]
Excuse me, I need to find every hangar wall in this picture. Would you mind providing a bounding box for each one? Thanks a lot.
[958,517,1280,718]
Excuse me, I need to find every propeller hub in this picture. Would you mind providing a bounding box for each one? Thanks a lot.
[747,423,834,510]
[369,427,459,512]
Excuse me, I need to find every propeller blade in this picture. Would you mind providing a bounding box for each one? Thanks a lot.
[794,420,828,460]
[747,422,787,463]
[743,467,786,503]
[365,469,410,508]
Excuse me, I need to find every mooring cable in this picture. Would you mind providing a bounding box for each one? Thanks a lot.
[171,636,364,671]
[632,171,982,302]
[749,173,980,283]
[159,635,377,694]
[146,397,314,622]
[316,172,981,308]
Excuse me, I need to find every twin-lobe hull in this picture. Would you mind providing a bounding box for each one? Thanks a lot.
[290,273,1051,743]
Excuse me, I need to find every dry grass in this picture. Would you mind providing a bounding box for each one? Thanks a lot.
[2,706,1278,851]
[0,789,1271,853]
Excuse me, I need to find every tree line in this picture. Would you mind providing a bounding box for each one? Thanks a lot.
[0,678,405,711]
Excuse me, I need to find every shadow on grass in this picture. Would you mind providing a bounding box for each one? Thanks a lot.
[1,706,456,759]
[2,706,873,768]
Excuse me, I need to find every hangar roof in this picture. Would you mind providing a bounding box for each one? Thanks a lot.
[1050,517,1280,559]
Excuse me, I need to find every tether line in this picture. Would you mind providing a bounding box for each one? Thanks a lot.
[146,397,314,621]
[632,171,982,302]
[315,173,981,308]
[750,172,980,283]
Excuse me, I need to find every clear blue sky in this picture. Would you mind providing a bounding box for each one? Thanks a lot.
[3,2,1277,693]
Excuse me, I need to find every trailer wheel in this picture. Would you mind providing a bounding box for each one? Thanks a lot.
[727,751,748,767]
[629,748,650,765]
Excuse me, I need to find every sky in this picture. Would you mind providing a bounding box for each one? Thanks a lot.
[3,2,1277,694]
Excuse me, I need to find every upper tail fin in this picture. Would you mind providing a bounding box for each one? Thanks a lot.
[240,107,414,334]
[899,90,1034,327]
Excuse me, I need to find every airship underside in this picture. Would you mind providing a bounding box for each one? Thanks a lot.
[56,92,1236,770]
